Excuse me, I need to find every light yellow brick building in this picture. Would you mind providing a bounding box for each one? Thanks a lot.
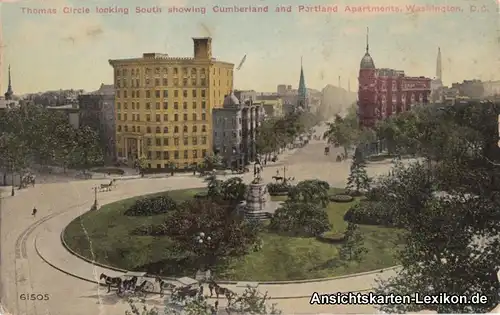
[109,37,234,169]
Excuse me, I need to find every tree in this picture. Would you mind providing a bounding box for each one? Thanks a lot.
[203,154,223,170]
[269,201,331,236]
[288,179,330,207]
[338,222,367,263]
[136,155,148,177]
[220,177,247,204]
[69,126,103,171]
[166,161,176,176]
[346,149,370,195]
[323,121,356,157]
[162,200,260,268]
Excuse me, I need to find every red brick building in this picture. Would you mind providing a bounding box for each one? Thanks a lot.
[358,30,431,127]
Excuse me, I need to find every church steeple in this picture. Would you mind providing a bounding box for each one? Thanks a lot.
[297,57,307,109]
[366,27,369,53]
[4,65,13,100]
[436,47,442,81]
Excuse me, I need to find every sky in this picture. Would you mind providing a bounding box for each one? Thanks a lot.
[0,0,499,94]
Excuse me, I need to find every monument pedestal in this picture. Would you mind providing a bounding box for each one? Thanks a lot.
[244,182,280,220]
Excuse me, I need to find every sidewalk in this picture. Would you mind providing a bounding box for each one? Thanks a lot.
[34,203,399,299]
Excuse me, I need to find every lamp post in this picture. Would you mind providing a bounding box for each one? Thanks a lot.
[283,165,288,182]
[195,232,212,272]
[92,186,98,210]
[11,172,14,196]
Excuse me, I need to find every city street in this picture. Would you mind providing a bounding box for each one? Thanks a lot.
[0,138,397,315]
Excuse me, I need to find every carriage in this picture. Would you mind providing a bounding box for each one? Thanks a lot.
[324,146,330,155]
[100,271,154,298]
[19,172,36,189]
[98,179,116,192]
[116,272,155,298]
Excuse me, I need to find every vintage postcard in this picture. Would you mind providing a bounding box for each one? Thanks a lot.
[0,0,499,314]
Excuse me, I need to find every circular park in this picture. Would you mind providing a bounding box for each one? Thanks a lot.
[63,177,403,282]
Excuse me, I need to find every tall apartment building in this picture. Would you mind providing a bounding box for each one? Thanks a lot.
[109,37,234,169]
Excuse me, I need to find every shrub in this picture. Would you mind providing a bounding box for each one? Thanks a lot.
[194,192,209,199]
[343,201,400,227]
[124,195,177,216]
[316,231,346,244]
[131,223,167,236]
[269,201,331,236]
[92,167,125,175]
[330,194,354,203]
[365,186,385,201]
[267,182,293,196]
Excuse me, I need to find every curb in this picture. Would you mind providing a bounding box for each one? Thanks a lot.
[61,216,400,286]
[38,235,378,299]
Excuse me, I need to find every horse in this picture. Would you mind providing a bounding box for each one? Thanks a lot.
[172,285,198,301]
[134,280,154,297]
[100,273,122,293]
[99,179,116,192]
[155,277,176,296]
[208,280,236,303]
[122,276,138,292]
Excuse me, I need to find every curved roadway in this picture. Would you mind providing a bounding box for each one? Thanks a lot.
[1,131,399,315]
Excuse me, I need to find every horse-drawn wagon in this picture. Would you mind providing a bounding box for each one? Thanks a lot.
[100,271,154,298]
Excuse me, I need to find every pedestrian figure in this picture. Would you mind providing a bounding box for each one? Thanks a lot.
[32,207,37,216]
[199,283,204,296]
[209,281,214,297]
[212,301,219,315]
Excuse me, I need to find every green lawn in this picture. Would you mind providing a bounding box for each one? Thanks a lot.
[64,188,403,281]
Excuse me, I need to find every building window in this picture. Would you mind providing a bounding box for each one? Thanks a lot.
[174,151,179,159]
[183,150,188,159]
[201,101,206,109]
[163,101,168,109]
[123,102,128,109]
[147,127,151,133]
[155,126,161,133]
[146,102,151,110]
[183,102,188,110]
[201,136,207,144]
[183,90,188,98]
[117,113,121,120]
[193,125,198,132]
[146,90,151,98]
[201,78,206,86]
[163,151,169,159]
[117,102,121,109]
[156,102,160,110]
[201,113,206,121]
[174,114,178,121]
[137,126,141,132]
[132,91,135,98]
[117,125,122,132]
[155,79,160,87]
[123,114,128,121]
[174,78,179,86]
[192,113,197,121]
[163,78,168,86]
[163,114,168,121]
[155,90,160,98]
[156,114,161,122]
[192,137,197,145]
[163,90,168,98]
[183,137,188,145]
[164,126,169,133]
[124,125,128,132]
[156,138,161,146]
[201,90,206,98]
[193,150,198,158]
[146,114,151,121]
[132,126,136,132]
[192,101,196,109]
[147,138,152,146]
[183,114,188,121]
[174,126,179,133]
[202,125,206,132]
[183,125,188,132]
[124,90,128,98]
[202,149,207,157]
[174,102,179,109]
[163,138,169,146]
[174,90,178,97]
[174,138,179,146]
[136,103,140,110]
